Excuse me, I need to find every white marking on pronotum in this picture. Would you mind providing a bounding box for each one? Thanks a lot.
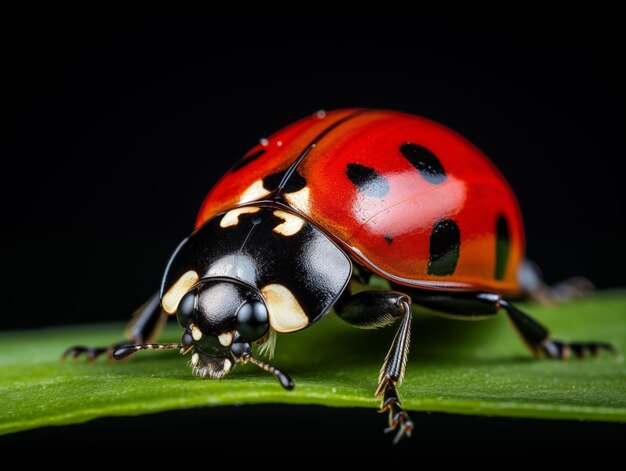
[162,270,199,314]
[260,283,308,333]
[223,359,232,371]
[220,207,261,228]
[238,180,271,204]
[284,187,311,215]
[191,353,200,367]
[218,332,233,347]
[190,324,203,341]
[272,210,305,236]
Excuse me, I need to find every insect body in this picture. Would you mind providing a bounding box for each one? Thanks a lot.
[65,109,615,442]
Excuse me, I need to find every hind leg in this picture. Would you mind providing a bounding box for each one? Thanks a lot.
[519,259,595,304]
[63,293,167,362]
[408,289,616,359]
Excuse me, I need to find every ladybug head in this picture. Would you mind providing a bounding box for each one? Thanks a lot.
[113,277,293,389]
[175,278,270,379]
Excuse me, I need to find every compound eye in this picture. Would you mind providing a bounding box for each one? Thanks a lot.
[236,301,269,342]
[176,291,196,328]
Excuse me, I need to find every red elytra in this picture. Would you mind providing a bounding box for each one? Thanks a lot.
[196,109,524,295]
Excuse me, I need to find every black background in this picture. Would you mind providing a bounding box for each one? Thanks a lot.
[4,11,624,459]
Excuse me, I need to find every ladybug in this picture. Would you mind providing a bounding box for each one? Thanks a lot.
[65,109,615,442]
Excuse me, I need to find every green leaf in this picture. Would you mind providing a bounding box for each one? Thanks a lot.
[1,292,625,435]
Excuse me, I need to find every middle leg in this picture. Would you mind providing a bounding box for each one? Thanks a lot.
[335,290,414,443]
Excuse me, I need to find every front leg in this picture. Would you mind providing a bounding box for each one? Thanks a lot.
[63,293,166,361]
[335,290,414,443]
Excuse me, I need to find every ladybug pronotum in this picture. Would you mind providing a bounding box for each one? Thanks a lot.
[65,109,615,442]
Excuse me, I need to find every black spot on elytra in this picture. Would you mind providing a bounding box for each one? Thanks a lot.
[345,163,390,198]
[231,149,266,171]
[427,219,460,276]
[494,214,510,280]
[400,143,446,184]
[263,170,307,193]
[384,234,393,244]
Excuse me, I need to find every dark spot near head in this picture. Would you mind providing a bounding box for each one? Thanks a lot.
[384,234,394,244]
[263,170,307,193]
[400,143,446,184]
[494,214,510,280]
[231,149,266,171]
[427,219,460,276]
[345,163,390,198]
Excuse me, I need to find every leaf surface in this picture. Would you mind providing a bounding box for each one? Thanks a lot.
[1,292,624,435]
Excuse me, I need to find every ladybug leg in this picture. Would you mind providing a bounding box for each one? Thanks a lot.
[519,259,595,304]
[498,299,617,359]
[335,290,414,443]
[405,289,617,360]
[63,293,167,362]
